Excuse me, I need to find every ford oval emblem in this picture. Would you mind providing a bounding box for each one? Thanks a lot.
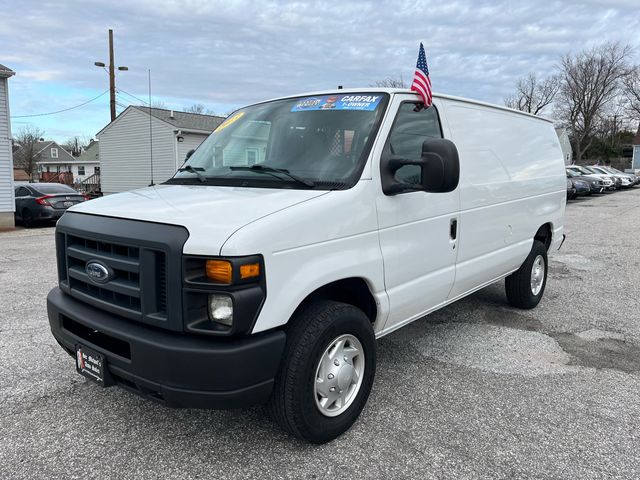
[85,261,112,284]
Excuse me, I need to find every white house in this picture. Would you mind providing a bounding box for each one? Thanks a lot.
[0,63,15,228]
[555,127,572,165]
[97,106,224,194]
[32,140,98,182]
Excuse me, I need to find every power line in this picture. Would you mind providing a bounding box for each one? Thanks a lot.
[117,88,150,106]
[11,90,109,118]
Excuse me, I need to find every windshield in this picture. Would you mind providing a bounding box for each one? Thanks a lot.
[168,93,388,189]
[580,166,598,174]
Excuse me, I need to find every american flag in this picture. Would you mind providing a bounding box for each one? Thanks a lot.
[411,43,433,107]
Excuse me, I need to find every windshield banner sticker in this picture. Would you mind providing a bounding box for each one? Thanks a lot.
[291,95,382,112]
[214,111,245,132]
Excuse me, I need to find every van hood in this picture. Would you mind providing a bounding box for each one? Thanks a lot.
[69,184,329,254]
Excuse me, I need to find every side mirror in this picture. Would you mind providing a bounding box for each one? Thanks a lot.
[381,138,460,195]
[185,149,195,161]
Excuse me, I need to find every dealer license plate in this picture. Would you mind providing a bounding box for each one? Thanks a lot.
[76,345,106,385]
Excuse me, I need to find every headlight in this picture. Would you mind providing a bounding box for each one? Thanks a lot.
[208,294,233,326]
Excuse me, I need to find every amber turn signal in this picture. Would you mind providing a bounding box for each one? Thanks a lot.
[240,262,260,280]
[205,260,233,283]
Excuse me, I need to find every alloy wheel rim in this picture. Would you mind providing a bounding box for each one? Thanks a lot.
[314,334,365,417]
[530,255,545,296]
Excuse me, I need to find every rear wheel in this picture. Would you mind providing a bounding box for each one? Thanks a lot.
[268,300,376,444]
[22,208,34,228]
[505,240,548,309]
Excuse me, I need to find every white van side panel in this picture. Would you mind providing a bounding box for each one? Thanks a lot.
[441,99,566,299]
[221,180,389,334]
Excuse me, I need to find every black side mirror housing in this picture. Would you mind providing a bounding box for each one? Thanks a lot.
[185,149,195,161]
[381,138,460,195]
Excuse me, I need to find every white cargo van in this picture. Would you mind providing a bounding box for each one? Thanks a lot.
[48,89,566,443]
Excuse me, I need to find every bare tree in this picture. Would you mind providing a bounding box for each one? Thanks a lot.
[504,73,560,115]
[184,103,216,115]
[371,75,407,88]
[13,125,45,180]
[555,42,633,161]
[623,66,640,119]
[151,100,167,109]
[62,135,93,157]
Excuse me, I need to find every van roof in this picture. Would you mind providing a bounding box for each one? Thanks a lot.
[260,87,554,124]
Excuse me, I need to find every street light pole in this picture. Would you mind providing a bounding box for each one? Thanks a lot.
[94,29,128,123]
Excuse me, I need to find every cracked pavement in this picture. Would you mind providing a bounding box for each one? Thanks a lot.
[1,188,639,479]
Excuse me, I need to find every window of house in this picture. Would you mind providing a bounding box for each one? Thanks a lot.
[78,166,85,176]
[56,165,61,173]
[385,103,443,186]
[246,148,259,165]
[94,166,100,174]
[46,166,51,173]
[51,147,58,158]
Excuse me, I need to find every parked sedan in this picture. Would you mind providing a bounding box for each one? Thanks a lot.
[591,165,637,187]
[14,183,87,227]
[566,165,616,191]
[566,177,576,199]
[565,168,605,194]
[568,177,590,198]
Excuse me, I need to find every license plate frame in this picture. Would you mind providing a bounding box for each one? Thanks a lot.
[75,344,110,386]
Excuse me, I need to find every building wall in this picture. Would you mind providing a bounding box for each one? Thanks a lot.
[176,132,208,168]
[0,77,15,227]
[98,108,176,194]
[555,128,573,165]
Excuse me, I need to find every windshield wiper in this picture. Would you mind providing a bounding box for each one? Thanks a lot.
[229,164,315,187]
[178,165,206,183]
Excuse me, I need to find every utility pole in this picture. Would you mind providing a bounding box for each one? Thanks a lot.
[95,29,128,123]
[108,29,116,122]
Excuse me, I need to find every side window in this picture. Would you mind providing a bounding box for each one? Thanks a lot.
[78,166,85,176]
[16,187,29,197]
[51,147,59,158]
[386,103,442,185]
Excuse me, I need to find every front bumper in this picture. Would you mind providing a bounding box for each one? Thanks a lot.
[47,287,286,409]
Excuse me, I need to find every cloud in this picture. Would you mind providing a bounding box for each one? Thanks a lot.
[1,0,639,141]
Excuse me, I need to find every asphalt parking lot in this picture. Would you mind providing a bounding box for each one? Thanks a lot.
[1,188,639,479]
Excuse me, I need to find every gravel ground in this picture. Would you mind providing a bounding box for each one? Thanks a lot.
[1,188,639,479]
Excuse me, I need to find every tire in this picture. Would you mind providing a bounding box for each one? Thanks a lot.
[268,300,376,444]
[22,208,34,228]
[505,240,548,309]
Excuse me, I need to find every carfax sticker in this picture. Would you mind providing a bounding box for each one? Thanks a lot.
[291,94,382,112]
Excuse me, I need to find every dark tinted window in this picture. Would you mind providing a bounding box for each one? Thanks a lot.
[34,184,78,194]
[386,103,442,185]
[15,187,30,197]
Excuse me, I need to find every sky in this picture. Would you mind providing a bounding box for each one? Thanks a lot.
[1,0,639,143]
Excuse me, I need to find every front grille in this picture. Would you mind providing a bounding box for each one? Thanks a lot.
[55,213,189,331]
[59,232,168,324]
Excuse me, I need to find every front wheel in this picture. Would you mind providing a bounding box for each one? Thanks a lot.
[505,240,548,309]
[268,301,376,444]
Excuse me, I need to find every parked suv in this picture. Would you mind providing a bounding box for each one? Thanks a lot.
[47,89,566,443]
[14,183,87,227]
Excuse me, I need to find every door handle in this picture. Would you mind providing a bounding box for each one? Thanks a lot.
[450,218,458,240]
